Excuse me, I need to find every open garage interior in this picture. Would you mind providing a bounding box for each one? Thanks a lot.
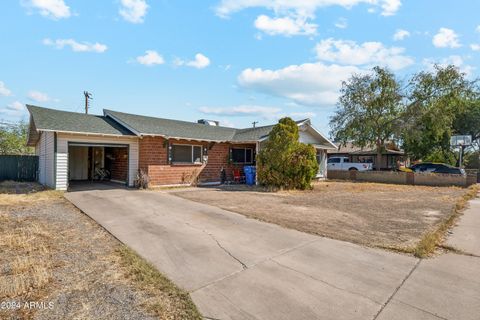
[68,144,129,186]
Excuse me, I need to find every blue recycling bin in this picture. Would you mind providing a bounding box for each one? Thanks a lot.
[244,166,256,185]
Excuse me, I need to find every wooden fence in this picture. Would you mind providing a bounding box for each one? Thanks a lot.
[0,155,38,182]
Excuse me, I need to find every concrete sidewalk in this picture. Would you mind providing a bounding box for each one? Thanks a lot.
[446,196,480,257]
[65,188,480,320]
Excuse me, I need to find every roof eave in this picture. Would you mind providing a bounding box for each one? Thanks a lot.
[36,128,137,138]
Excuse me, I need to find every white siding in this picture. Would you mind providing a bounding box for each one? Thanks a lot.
[56,133,139,190]
[36,131,55,188]
[299,127,320,145]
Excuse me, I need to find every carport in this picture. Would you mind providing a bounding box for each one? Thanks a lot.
[68,143,129,185]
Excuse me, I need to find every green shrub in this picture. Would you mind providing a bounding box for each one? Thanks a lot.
[257,117,319,190]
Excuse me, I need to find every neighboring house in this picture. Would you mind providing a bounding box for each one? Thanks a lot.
[27,105,336,190]
[327,142,406,170]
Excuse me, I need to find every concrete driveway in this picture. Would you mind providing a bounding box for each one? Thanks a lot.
[65,187,480,320]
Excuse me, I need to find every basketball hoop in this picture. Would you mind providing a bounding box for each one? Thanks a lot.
[451,135,472,168]
[450,135,472,148]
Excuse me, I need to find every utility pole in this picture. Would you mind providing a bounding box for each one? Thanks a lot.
[83,91,92,114]
[252,121,258,128]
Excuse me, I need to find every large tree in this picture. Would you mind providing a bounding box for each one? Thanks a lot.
[330,66,403,170]
[0,121,33,155]
[402,65,477,163]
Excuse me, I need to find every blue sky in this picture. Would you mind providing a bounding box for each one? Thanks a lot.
[1,0,479,135]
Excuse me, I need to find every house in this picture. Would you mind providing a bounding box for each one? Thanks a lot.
[327,142,407,170]
[27,105,337,190]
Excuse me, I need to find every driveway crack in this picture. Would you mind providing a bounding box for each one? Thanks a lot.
[373,258,421,320]
[184,222,247,270]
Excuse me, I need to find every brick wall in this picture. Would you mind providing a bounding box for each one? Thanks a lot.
[106,147,128,182]
[138,136,255,186]
[327,169,473,187]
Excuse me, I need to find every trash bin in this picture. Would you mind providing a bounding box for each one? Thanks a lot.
[244,166,256,185]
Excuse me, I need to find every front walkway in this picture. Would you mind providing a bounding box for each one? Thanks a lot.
[65,188,480,320]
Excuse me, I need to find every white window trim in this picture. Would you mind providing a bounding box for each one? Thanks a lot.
[171,144,203,165]
[231,147,254,164]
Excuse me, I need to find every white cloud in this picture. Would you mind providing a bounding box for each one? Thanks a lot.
[432,28,461,48]
[254,15,317,36]
[176,53,211,69]
[334,18,348,29]
[22,0,71,19]
[135,50,165,66]
[238,62,363,107]
[380,0,401,16]
[289,111,317,119]
[119,0,148,24]
[28,90,50,102]
[393,29,410,41]
[0,81,12,96]
[315,38,414,70]
[7,101,25,111]
[476,25,480,33]
[43,38,107,53]
[215,0,401,19]
[471,44,480,51]
[199,105,282,118]
[423,55,474,77]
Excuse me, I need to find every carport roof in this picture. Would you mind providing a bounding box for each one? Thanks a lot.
[27,105,135,145]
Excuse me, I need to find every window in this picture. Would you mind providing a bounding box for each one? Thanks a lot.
[343,158,350,163]
[171,145,203,164]
[231,148,253,164]
[328,158,340,163]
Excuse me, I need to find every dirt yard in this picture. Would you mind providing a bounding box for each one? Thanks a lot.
[0,181,201,320]
[172,181,468,250]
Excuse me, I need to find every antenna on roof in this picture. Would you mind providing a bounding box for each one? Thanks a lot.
[83,91,92,114]
[252,121,258,128]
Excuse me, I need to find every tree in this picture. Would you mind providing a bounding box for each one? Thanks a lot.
[257,117,318,190]
[0,121,33,155]
[402,65,476,163]
[330,66,403,170]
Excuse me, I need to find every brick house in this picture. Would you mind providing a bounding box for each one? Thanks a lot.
[27,105,337,190]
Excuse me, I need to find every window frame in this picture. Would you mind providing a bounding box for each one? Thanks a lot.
[171,144,203,165]
[231,147,254,164]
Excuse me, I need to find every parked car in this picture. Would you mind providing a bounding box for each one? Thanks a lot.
[410,162,466,175]
[327,156,373,171]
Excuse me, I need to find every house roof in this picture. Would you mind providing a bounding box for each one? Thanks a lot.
[104,109,237,142]
[27,105,335,148]
[232,124,277,142]
[27,105,135,145]
[104,109,312,143]
[328,141,405,155]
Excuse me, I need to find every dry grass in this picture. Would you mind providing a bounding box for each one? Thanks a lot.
[1,182,201,319]
[413,184,479,258]
[0,190,63,207]
[116,246,202,320]
[0,214,53,302]
[0,180,46,194]
[172,181,468,251]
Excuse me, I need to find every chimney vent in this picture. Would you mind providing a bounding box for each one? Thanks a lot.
[197,119,219,126]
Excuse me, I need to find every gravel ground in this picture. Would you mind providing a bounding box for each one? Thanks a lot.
[0,183,199,320]
[171,181,467,249]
